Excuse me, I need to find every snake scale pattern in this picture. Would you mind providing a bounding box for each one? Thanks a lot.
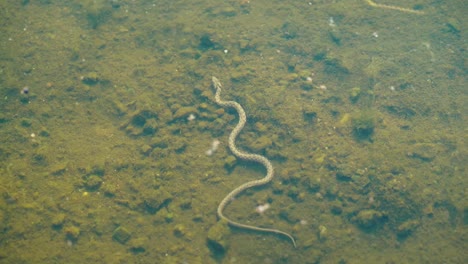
[212,76,296,247]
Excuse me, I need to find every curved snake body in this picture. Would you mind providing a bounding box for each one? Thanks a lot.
[212,76,296,247]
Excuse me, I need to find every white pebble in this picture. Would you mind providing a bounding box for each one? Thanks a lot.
[211,139,220,151]
[205,139,221,156]
[255,203,270,214]
[187,113,196,121]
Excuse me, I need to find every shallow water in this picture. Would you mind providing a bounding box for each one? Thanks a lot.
[0,0,466,263]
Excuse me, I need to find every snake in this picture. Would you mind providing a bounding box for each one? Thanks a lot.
[212,76,296,248]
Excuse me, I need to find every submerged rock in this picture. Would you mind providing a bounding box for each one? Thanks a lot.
[397,220,420,237]
[207,221,231,254]
[113,226,131,244]
[353,209,387,228]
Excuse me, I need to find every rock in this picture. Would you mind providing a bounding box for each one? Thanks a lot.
[330,201,343,215]
[351,110,376,139]
[32,151,48,166]
[397,220,420,237]
[250,135,272,152]
[123,110,159,136]
[139,144,152,156]
[223,155,237,170]
[300,81,314,91]
[112,226,131,244]
[84,175,103,191]
[353,209,386,228]
[51,213,66,228]
[302,106,318,123]
[447,18,461,34]
[49,162,68,176]
[129,237,148,253]
[143,189,172,214]
[318,225,328,240]
[305,175,321,192]
[408,143,441,162]
[81,72,100,85]
[173,224,186,237]
[349,87,362,103]
[207,221,231,254]
[64,226,80,241]
[173,106,197,120]
[20,118,32,127]
[254,122,268,132]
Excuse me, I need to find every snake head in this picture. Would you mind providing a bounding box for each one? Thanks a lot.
[212,76,222,90]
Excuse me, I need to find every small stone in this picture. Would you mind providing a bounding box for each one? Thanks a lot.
[305,176,321,192]
[165,212,174,223]
[207,221,231,254]
[143,189,172,214]
[20,118,32,127]
[318,225,328,240]
[49,162,68,176]
[39,129,50,137]
[140,144,152,156]
[173,106,197,120]
[301,81,314,91]
[302,107,318,123]
[64,226,80,241]
[84,175,103,191]
[173,224,186,237]
[250,135,272,151]
[353,209,386,228]
[408,143,441,162]
[397,220,420,237]
[330,201,343,215]
[223,155,237,170]
[112,226,131,244]
[81,72,99,85]
[128,237,148,253]
[254,122,268,132]
[51,213,66,228]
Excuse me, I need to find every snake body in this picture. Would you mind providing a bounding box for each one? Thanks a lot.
[212,76,296,248]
